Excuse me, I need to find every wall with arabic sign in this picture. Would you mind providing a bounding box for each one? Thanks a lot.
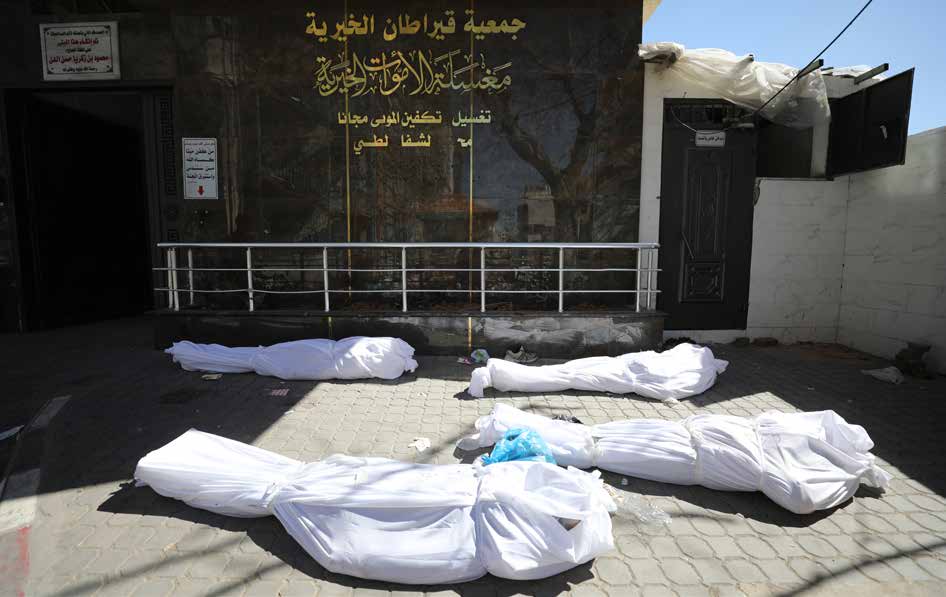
[3,1,643,309]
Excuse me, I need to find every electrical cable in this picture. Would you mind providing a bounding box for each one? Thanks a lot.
[670,0,875,133]
[668,106,740,134]
[749,0,874,120]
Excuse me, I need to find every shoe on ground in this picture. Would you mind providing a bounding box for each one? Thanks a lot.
[504,346,538,364]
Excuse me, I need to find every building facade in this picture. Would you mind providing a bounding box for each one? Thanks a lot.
[0,0,648,330]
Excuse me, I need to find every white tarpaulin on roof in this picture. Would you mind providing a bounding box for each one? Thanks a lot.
[468,343,728,402]
[135,430,616,584]
[459,404,891,514]
[165,337,418,380]
[639,41,831,128]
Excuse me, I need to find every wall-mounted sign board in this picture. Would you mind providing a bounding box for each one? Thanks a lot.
[182,138,219,199]
[695,131,726,147]
[39,22,120,81]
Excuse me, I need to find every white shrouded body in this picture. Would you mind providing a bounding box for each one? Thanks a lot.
[135,430,616,584]
[458,404,891,514]
[165,336,419,380]
[468,343,728,402]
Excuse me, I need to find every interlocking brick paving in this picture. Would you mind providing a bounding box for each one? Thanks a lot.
[1,318,945,596]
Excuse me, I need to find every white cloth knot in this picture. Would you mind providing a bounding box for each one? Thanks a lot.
[260,464,307,510]
[683,420,705,484]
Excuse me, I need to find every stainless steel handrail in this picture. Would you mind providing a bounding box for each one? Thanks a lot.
[158,242,656,249]
[154,242,660,314]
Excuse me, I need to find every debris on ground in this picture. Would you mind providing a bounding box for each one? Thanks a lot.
[408,437,431,452]
[862,366,904,384]
[731,337,751,346]
[0,426,24,442]
[551,414,584,424]
[604,485,671,525]
[458,349,491,365]
[620,477,629,486]
[479,428,555,466]
[660,337,698,351]
[615,493,672,525]
[201,373,223,381]
[504,346,538,364]
[752,337,779,347]
[895,343,933,378]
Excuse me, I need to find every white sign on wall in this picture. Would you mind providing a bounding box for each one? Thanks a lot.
[695,131,726,147]
[182,138,219,199]
[39,22,120,81]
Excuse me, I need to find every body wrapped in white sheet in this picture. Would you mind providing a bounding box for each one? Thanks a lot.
[135,430,615,584]
[165,336,418,380]
[469,343,728,401]
[459,404,890,514]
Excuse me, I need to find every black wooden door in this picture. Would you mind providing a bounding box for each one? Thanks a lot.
[658,100,757,330]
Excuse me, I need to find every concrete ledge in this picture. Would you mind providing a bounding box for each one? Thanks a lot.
[152,310,665,357]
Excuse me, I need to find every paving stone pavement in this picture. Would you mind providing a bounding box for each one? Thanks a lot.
[1,318,945,596]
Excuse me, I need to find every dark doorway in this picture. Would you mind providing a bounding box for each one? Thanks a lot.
[7,90,153,329]
[658,100,757,330]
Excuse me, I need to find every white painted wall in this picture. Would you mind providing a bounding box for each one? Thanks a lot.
[746,178,848,343]
[838,127,946,372]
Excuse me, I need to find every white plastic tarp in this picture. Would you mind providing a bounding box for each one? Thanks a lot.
[459,404,891,514]
[469,343,728,402]
[165,337,419,380]
[639,42,831,129]
[135,430,616,584]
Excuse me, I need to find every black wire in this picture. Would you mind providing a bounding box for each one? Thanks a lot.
[751,0,874,120]
[669,105,739,134]
[508,1,874,125]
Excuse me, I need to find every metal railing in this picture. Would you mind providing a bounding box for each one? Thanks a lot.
[154,242,660,313]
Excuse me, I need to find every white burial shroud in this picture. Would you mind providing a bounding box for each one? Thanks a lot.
[458,404,891,514]
[469,343,729,401]
[134,430,617,584]
[165,336,419,380]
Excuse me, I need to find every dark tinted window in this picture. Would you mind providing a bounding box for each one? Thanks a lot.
[828,69,914,176]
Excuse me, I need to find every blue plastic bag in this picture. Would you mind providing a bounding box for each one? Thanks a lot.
[480,428,556,466]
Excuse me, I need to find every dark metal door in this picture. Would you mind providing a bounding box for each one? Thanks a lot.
[658,100,757,330]
[18,91,153,328]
